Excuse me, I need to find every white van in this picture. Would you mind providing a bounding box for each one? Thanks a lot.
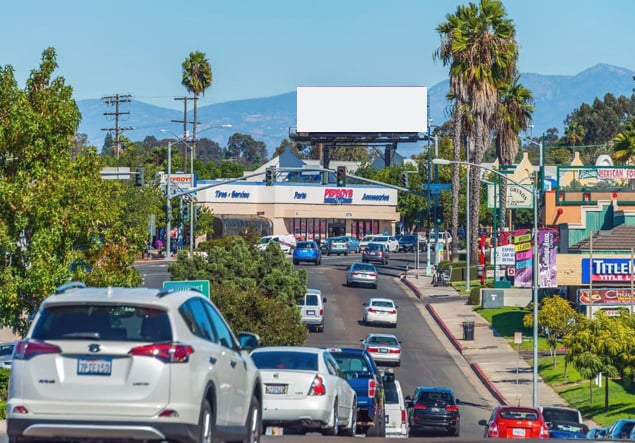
[384,372,409,437]
[255,234,296,254]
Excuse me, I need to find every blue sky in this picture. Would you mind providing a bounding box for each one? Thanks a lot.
[3,0,634,110]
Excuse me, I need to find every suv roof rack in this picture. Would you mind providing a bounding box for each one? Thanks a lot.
[55,281,87,295]
[156,286,204,298]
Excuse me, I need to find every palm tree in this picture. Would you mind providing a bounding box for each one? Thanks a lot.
[612,116,635,164]
[494,75,533,228]
[435,0,518,262]
[181,51,213,164]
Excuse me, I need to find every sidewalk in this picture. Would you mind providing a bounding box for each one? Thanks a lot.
[400,272,573,410]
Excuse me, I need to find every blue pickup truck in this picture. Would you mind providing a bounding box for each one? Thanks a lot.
[328,347,386,437]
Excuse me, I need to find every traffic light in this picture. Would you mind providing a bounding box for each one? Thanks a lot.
[135,166,144,187]
[182,206,189,222]
[434,205,445,225]
[336,166,346,187]
[400,172,409,188]
[265,167,276,186]
[195,206,201,220]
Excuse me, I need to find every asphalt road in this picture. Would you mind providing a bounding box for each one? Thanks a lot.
[134,251,499,442]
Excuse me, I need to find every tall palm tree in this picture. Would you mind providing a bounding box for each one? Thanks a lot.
[611,116,635,164]
[435,0,518,263]
[181,51,213,164]
[494,75,534,228]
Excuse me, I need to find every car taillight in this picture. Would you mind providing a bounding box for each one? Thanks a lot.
[414,403,427,410]
[368,379,376,398]
[389,309,397,314]
[539,424,550,439]
[389,348,400,354]
[319,309,323,315]
[367,347,378,352]
[368,308,377,313]
[369,273,377,277]
[352,272,359,276]
[401,409,407,423]
[14,339,61,360]
[488,422,499,438]
[129,343,194,363]
[308,374,326,396]
[445,404,458,412]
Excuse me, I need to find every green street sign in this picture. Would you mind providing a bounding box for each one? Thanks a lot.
[162,280,210,298]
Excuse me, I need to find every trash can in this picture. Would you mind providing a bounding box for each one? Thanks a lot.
[462,321,475,341]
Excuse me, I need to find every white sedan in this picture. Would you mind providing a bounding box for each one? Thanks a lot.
[361,333,402,367]
[251,346,358,436]
[371,235,400,253]
[362,297,398,327]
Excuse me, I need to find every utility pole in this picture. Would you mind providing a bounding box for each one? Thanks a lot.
[101,94,134,162]
[172,96,195,164]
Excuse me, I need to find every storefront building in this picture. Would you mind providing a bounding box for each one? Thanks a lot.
[196,180,400,241]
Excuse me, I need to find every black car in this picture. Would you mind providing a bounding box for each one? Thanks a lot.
[398,234,422,252]
[405,386,460,437]
[362,242,390,265]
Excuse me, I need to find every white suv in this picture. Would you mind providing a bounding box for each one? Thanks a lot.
[7,282,264,443]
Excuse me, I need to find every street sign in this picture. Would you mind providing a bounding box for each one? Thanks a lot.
[422,183,452,195]
[162,280,210,298]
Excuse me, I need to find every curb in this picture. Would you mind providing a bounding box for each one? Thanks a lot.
[470,362,508,405]
[402,275,510,406]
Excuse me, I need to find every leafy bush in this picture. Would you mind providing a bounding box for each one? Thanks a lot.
[468,286,481,305]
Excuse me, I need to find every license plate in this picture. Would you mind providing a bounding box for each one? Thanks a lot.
[430,407,440,412]
[379,348,388,353]
[265,384,288,395]
[306,310,315,315]
[512,428,526,437]
[77,356,112,376]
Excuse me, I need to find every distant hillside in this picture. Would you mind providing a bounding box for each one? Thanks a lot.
[78,64,635,156]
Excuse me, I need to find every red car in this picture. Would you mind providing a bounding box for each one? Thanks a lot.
[479,405,549,439]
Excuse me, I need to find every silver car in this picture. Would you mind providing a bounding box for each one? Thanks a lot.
[0,341,16,370]
[346,262,378,289]
[361,333,402,367]
[7,282,263,443]
[251,346,358,436]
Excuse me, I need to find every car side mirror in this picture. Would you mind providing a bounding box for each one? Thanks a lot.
[322,297,327,303]
[478,419,488,426]
[456,398,461,404]
[404,400,413,409]
[237,332,260,351]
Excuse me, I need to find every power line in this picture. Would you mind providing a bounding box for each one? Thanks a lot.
[101,94,134,160]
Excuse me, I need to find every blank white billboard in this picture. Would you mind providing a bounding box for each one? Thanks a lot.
[296,86,427,133]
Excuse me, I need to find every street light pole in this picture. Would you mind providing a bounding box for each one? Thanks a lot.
[433,158,540,407]
[165,142,172,261]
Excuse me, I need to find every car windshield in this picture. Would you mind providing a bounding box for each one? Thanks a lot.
[499,408,539,420]
[366,243,384,251]
[305,294,320,306]
[332,353,370,375]
[361,236,375,241]
[31,305,172,342]
[374,236,388,242]
[251,351,318,371]
[368,336,398,346]
[258,237,271,244]
[370,300,394,308]
[296,241,314,249]
[352,263,376,272]
[415,390,453,406]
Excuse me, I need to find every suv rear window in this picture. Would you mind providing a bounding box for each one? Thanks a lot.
[305,294,320,306]
[541,407,580,423]
[31,305,172,342]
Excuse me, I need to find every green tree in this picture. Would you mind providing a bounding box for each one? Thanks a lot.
[181,51,213,163]
[226,133,268,169]
[612,116,635,164]
[494,75,533,227]
[0,48,147,335]
[167,236,308,345]
[435,0,518,262]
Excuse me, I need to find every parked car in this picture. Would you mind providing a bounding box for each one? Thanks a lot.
[328,347,386,437]
[293,240,321,265]
[371,235,399,253]
[586,426,607,439]
[297,289,326,332]
[479,405,549,439]
[346,262,378,289]
[359,235,379,250]
[361,333,401,367]
[325,236,351,256]
[0,341,16,370]
[7,282,263,443]
[256,234,296,254]
[362,297,398,328]
[344,236,361,253]
[427,230,453,246]
[383,372,408,438]
[362,242,390,265]
[604,418,635,439]
[250,346,357,436]
[406,386,460,437]
[548,421,588,439]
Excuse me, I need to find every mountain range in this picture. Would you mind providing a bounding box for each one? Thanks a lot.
[77,64,635,157]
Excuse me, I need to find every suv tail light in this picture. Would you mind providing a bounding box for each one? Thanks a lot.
[129,343,194,363]
[14,339,61,360]
[445,404,458,412]
[401,409,407,423]
[414,403,427,410]
[308,374,326,396]
[319,309,324,315]
[368,378,376,398]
